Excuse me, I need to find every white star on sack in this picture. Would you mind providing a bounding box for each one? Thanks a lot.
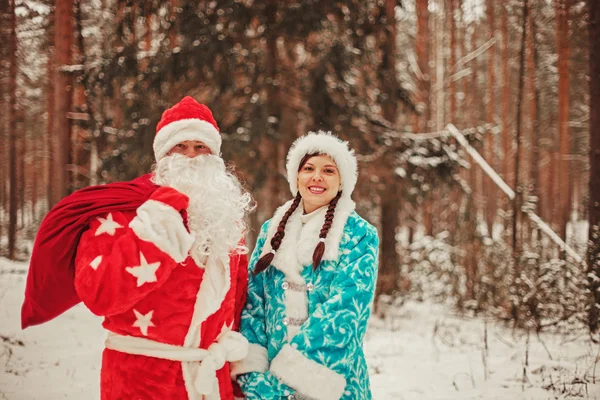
[132,309,155,336]
[95,213,123,236]
[126,252,161,287]
[89,255,102,270]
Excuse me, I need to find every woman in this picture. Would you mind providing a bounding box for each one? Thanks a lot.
[232,131,379,400]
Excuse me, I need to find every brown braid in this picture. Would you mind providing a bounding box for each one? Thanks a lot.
[312,191,342,270]
[253,193,302,275]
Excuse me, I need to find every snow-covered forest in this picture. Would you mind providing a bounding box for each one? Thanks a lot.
[1,0,600,398]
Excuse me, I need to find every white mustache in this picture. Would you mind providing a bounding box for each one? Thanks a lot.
[153,154,254,263]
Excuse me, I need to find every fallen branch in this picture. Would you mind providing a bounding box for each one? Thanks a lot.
[446,123,585,266]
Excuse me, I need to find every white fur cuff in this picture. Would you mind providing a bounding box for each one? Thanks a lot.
[230,343,269,378]
[270,344,346,400]
[130,199,195,263]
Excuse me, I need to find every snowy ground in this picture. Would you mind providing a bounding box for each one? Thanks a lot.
[1,257,599,400]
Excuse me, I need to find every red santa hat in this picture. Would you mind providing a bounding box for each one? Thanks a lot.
[286,131,358,199]
[153,96,221,161]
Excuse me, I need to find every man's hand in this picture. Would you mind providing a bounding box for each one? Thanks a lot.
[129,186,195,263]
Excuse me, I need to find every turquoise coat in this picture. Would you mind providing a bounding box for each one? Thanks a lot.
[233,197,379,400]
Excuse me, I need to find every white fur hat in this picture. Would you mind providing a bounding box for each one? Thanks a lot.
[286,131,358,198]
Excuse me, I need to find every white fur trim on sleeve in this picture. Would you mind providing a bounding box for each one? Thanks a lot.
[230,343,269,377]
[270,344,346,400]
[129,199,195,263]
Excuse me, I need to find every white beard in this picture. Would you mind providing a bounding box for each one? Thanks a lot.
[153,153,254,266]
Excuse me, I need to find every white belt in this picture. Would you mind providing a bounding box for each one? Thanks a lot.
[105,330,248,398]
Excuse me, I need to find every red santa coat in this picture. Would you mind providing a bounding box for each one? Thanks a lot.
[74,186,248,400]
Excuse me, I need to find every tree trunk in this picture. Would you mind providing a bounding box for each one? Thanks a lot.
[19,125,26,230]
[458,0,466,123]
[465,15,481,302]
[0,0,9,253]
[139,2,153,72]
[470,21,482,222]
[538,148,551,223]
[169,0,177,53]
[71,0,90,190]
[50,0,74,206]
[109,1,124,133]
[433,4,444,132]
[415,0,430,133]
[377,199,400,302]
[551,147,560,230]
[528,5,541,230]
[31,135,38,224]
[485,0,496,236]
[518,5,530,235]
[8,0,17,259]
[261,0,282,219]
[536,0,550,226]
[556,0,571,242]
[167,0,178,103]
[512,0,529,321]
[278,37,302,202]
[46,6,55,213]
[587,0,600,333]
[375,0,402,304]
[501,2,511,224]
[416,0,432,235]
[448,0,457,123]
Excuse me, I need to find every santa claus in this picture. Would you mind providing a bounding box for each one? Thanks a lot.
[21,97,253,400]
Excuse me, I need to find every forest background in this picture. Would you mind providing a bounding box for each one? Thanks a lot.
[1,0,600,337]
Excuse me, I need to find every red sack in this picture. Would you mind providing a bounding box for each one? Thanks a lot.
[21,174,159,329]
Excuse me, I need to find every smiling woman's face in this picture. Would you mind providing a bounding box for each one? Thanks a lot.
[297,154,341,214]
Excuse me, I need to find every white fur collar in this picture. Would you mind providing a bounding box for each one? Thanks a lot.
[260,197,355,282]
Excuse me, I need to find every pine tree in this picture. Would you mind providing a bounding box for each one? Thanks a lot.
[8,0,18,259]
[587,0,600,333]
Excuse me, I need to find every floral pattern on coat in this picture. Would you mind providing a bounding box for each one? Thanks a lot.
[236,205,379,400]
